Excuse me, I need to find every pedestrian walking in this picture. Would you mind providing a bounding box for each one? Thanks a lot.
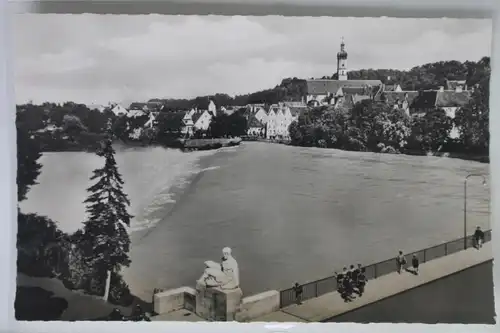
[353,264,361,284]
[341,274,353,302]
[474,226,485,249]
[411,254,419,275]
[335,271,344,290]
[345,265,354,280]
[293,282,303,305]
[357,268,367,296]
[129,304,151,321]
[108,308,124,321]
[349,265,356,283]
[396,251,407,274]
[342,267,348,280]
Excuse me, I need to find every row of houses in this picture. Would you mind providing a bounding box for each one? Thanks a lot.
[305,78,473,139]
[89,75,472,141]
[101,98,307,140]
[243,102,307,140]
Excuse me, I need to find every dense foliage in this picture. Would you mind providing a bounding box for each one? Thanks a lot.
[289,101,412,153]
[16,126,42,202]
[209,113,248,138]
[453,58,490,156]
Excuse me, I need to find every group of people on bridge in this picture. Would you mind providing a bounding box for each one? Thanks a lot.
[335,264,367,302]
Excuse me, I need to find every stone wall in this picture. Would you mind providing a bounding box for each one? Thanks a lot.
[235,290,280,322]
[153,287,197,315]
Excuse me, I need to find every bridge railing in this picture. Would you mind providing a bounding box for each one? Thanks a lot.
[279,230,492,308]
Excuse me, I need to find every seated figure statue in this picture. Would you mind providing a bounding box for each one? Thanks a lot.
[197,247,240,290]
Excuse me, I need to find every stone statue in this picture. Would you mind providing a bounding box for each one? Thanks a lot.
[197,247,240,290]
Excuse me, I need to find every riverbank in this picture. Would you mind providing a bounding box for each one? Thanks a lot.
[181,138,242,151]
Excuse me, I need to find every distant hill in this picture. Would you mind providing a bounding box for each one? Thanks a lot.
[152,57,490,110]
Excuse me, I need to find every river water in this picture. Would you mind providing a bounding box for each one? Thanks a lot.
[21,142,490,301]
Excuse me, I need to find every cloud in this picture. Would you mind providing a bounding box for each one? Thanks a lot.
[13,15,491,105]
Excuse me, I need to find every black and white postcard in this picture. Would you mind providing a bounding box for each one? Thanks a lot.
[13,14,493,324]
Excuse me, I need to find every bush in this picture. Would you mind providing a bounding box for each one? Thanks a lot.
[17,213,67,278]
[59,241,133,307]
[108,272,134,307]
[15,286,68,321]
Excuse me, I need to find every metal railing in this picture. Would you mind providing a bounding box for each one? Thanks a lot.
[279,230,492,308]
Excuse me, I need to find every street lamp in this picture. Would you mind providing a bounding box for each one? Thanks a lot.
[464,173,487,249]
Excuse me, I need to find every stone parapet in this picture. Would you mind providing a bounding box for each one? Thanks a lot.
[235,290,280,322]
[153,286,197,315]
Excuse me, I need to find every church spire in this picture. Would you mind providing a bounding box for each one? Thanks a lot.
[337,37,348,81]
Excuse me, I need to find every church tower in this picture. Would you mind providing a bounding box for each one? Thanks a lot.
[337,37,348,81]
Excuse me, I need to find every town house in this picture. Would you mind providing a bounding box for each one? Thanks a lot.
[247,115,266,137]
[191,110,213,132]
[410,87,472,139]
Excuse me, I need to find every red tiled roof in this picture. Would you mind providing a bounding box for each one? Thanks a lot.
[435,91,471,107]
[381,91,419,105]
[306,79,383,95]
[248,116,265,128]
[340,87,366,95]
[289,106,307,117]
[191,111,204,124]
[129,102,147,110]
[352,94,371,104]
[410,90,471,109]
[410,91,438,109]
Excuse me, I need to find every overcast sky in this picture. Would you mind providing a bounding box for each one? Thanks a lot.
[14,15,491,106]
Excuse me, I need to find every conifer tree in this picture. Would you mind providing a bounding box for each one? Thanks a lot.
[81,120,133,284]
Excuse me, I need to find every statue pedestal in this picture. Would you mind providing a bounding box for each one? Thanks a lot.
[195,282,243,321]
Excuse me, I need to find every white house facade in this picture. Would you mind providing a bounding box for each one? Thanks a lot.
[192,110,213,131]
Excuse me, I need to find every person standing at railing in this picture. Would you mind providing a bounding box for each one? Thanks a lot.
[293,282,303,305]
[474,226,485,249]
[411,254,420,275]
[396,250,407,274]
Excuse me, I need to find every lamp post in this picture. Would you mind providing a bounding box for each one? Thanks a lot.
[464,174,487,249]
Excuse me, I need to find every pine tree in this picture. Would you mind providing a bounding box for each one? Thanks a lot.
[81,120,133,282]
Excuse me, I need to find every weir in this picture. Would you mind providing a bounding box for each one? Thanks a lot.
[150,230,492,322]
